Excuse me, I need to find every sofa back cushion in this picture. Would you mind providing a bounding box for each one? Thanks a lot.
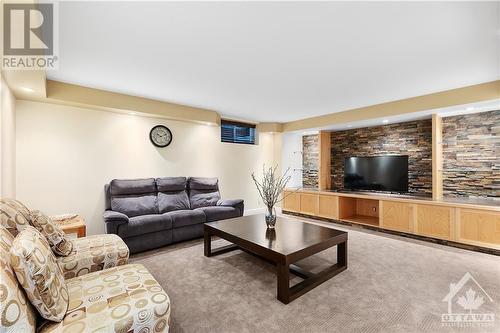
[156,177,190,213]
[0,198,32,237]
[0,226,37,332]
[188,177,221,209]
[109,178,158,217]
[10,226,68,322]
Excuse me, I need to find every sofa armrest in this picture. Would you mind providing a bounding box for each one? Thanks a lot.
[217,199,244,216]
[103,210,129,235]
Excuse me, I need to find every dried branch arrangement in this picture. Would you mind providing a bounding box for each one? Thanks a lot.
[251,165,292,212]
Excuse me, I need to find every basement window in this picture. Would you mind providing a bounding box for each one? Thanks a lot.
[221,120,256,145]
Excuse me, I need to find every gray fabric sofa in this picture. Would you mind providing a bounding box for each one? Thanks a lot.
[103,177,244,253]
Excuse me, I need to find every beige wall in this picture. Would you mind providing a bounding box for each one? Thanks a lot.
[16,100,276,235]
[1,77,16,198]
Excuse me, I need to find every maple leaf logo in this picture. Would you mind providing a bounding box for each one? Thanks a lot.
[456,288,484,313]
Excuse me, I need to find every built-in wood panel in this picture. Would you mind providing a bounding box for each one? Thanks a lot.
[318,131,332,190]
[318,195,338,219]
[457,209,500,248]
[292,188,499,212]
[432,114,443,200]
[300,193,319,216]
[416,204,454,240]
[380,201,414,233]
[281,188,500,251]
[283,191,300,212]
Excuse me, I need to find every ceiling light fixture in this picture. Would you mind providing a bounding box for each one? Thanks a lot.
[382,119,389,124]
[20,87,34,92]
[466,107,475,111]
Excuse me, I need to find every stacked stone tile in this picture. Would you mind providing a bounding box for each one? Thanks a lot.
[330,120,433,196]
[302,135,319,188]
[442,110,499,198]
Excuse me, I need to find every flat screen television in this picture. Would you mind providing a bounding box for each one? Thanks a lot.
[344,155,409,193]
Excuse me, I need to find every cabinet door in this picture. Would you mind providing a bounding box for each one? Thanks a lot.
[318,195,338,219]
[416,205,454,240]
[300,193,319,216]
[457,209,500,248]
[380,201,414,233]
[282,191,300,212]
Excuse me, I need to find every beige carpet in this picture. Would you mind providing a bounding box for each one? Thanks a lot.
[130,217,500,333]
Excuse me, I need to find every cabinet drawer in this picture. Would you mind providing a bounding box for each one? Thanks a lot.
[380,201,414,233]
[415,205,454,240]
[282,191,300,212]
[318,195,338,219]
[300,193,319,215]
[457,209,500,248]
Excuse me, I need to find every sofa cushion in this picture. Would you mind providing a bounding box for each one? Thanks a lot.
[10,226,68,322]
[188,177,221,209]
[157,177,190,213]
[38,264,171,333]
[29,210,73,256]
[0,226,37,332]
[188,177,219,190]
[118,214,172,239]
[57,234,129,279]
[166,209,206,228]
[156,176,187,192]
[0,198,32,237]
[110,178,157,195]
[158,192,190,213]
[196,206,240,222]
[110,178,158,217]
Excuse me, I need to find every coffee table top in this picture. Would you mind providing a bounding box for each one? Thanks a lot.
[205,214,346,256]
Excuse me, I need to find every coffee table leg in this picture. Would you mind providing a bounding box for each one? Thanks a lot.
[204,227,239,257]
[204,229,212,257]
[277,263,290,304]
[337,240,347,267]
[276,240,348,304]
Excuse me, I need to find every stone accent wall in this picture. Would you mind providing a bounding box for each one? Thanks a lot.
[442,110,499,198]
[330,120,432,195]
[302,135,319,188]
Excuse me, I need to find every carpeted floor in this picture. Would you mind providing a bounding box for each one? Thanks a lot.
[130,216,500,333]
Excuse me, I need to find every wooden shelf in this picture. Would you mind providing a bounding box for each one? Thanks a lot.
[342,215,379,227]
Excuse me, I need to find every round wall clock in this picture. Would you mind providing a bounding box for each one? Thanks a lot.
[149,125,172,147]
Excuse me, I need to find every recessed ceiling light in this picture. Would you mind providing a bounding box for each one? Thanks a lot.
[382,119,389,124]
[466,107,474,111]
[20,87,34,92]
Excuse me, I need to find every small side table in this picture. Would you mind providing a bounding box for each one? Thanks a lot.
[51,214,86,239]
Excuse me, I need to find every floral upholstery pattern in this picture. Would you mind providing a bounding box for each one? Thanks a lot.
[29,210,73,256]
[0,198,31,237]
[0,226,37,333]
[38,264,171,333]
[57,234,129,279]
[10,226,69,322]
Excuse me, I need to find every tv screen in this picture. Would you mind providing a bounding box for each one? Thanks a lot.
[344,155,409,193]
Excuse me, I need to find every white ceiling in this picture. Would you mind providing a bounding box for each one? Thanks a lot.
[48,1,499,123]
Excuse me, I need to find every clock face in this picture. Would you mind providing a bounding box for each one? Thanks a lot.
[150,125,172,147]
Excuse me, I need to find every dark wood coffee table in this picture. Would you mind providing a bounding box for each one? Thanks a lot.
[204,214,347,304]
